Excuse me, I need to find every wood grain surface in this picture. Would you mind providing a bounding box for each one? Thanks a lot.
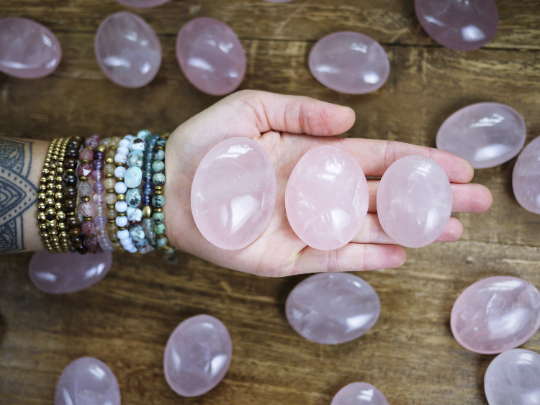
[1,0,540,404]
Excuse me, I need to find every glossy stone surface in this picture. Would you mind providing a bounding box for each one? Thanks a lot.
[308,31,390,94]
[115,0,170,8]
[55,357,120,405]
[286,273,380,344]
[451,276,540,354]
[437,103,526,169]
[191,137,277,250]
[29,250,113,294]
[164,315,232,397]
[485,349,540,405]
[285,145,369,250]
[377,155,452,248]
[0,17,61,78]
[95,12,161,88]
[415,0,499,51]
[176,18,246,96]
[513,136,540,215]
[331,382,389,405]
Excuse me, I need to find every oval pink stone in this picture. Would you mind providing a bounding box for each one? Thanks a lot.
[191,137,277,250]
[286,273,380,345]
[29,251,112,294]
[0,17,61,79]
[437,103,526,169]
[415,0,499,51]
[377,155,452,248]
[164,315,232,397]
[485,349,540,405]
[115,0,170,8]
[55,357,120,405]
[176,18,246,96]
[285,145,368,250]
[513,136,540,215]
[451,276,540,354]
[309,32,390,94]
[95,12,161,88]
[331,382,389,405]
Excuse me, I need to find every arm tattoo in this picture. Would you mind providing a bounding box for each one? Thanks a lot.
[0,138,37,253]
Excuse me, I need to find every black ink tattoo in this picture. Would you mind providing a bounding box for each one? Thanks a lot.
[0,138,37,253]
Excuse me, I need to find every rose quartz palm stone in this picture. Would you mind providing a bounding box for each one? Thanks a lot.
[309,32,390,94]
[415,0,499,51]
[0,17,61,79]
[115,0,170,8]
[95,12,161,88]
[176,18,246,96]
[286,273,380,345]
[191,137,277,250]
[377,155,452,248]
[164,315,232,397]
[331,382,389,405]
[55,357,120,405]
[451,276,540,354]
[285,146,369,250]
[485,349,540,405]
[513,136,540,215]
[29,250,113,294]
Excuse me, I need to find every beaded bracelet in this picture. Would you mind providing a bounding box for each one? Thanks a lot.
[141,134,159,247]
[64,135,86,253]
[101,137,122,251]
[92,138,115,252]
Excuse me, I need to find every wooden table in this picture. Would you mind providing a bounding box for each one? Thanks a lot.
[1,1,540,403]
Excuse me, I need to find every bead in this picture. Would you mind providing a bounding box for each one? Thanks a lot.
[125,167,143,188]
[94,151,105,161]
[76,181,91,198]
[64,187,77,199]
[67,216,79,228]
[119,139,131,149]
[152,195,165,208]
[152,212,165,224]
[152,160,164,173]
[77,162,93,177]
[82,221,96,235]
[117,229,130,240]
[115,201,128,213]
[142,206,152,218]
[130,225,146,243]
[126,188,142,207]
[154,149,165,161]
[107,222,119,233]
[141,195,151,206]
[91,170,105,182]
[152,172,165,186]
[95,205,105,217]
[106,148,117,159]
[156,137,166,148]
[92,159,105,170]
[127,150,144,167]
[114,153,128,164]
[95,215,108,228]
[106,208,117,220]
[154,223,166,235]
[114,182,127,194]
[111,136,122,146]
[105,193,118,205]
[137,130,152,142]
[80,202,96,217]
[103,178,116,189]
[64,173,77,186]
[117,194,125,201]
[69,227,81,237]
[93,181,105,194]
[84,235,99,250]
[125,134,135,141]
[104,163,116,175]
[64,158,77,170]
[130,138,146,152]
[93,193,105,205]
[114,166,127,179]
[63,199,76,211]
[142,181,154,195]
[116,216,128,227]
[65,149,78,159]
[117,146,130,156]
[156,236,168,248]
[127,207,143,222]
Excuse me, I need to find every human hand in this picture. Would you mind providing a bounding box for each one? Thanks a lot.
[164,90,492,277]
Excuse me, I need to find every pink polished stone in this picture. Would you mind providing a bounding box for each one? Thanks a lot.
[485,349,540,405]
[437,103,526,169]
[513,136,540,215]
[331,382,389,405]
[176,18,246,96]
[164,315,232,397]
[79,148,94,162]
[55,357,120,405]
[377,155,452,248]
[309,32,390,94]
[29,250,112,294]
[285,145,369,250]
[191,137,277,250]
[451,276,540,354]
[415,0,498,51]
[95,12,161,88]
[115,0,170,8]
[286,273,380,345]
[0,17,61,79]
[80,202,96,217]
[82,221,97,235]
[77,162,93,177]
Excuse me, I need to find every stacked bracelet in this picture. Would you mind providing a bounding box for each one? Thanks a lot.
[78,135,100,253]
[64,135,86,254]
[141,134,159,247]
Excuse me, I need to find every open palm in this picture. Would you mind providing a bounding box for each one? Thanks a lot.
[163,91,492,277]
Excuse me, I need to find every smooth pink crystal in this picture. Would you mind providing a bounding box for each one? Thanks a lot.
[164,315,232,397]
[377,155,452,248]
[191,137,277,250]
[437,103,526,169]
[513,136,540,215]
[331,382,389,405]
[451,276,540,354]
[80,201,96,217]
[285,145,369,250]
[286,273,380,345]
[95,12,161,88]
[0,17,61,79]
[115,0,170,8]
[176,18,246,96]
[29,251,112,294]
[485,349,540,405]
[77,162,93,177]
[415,0,499,51]
[309,32,390,94]
[55,357,120,405]
[79,148,94,161]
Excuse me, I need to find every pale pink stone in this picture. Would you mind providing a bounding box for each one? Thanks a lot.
[286,273,380,345]
[115,0,170,8]
[0,17,61,79]
[176,18,246,96]
[164,315,232,397]
[377,155,452,248]
[309,32,390,94]
[485,349,540,405]
[451,276,540,354]
[80,202,96,217]
[331,382,389,405]
[55,357,120,405]
[285,145,368,250]
[95,12,161,88]
[513,136,540,215]
[437,103,526,169]
[29,251,112,294]
[191,137,277,250]
[79,148,94,162]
